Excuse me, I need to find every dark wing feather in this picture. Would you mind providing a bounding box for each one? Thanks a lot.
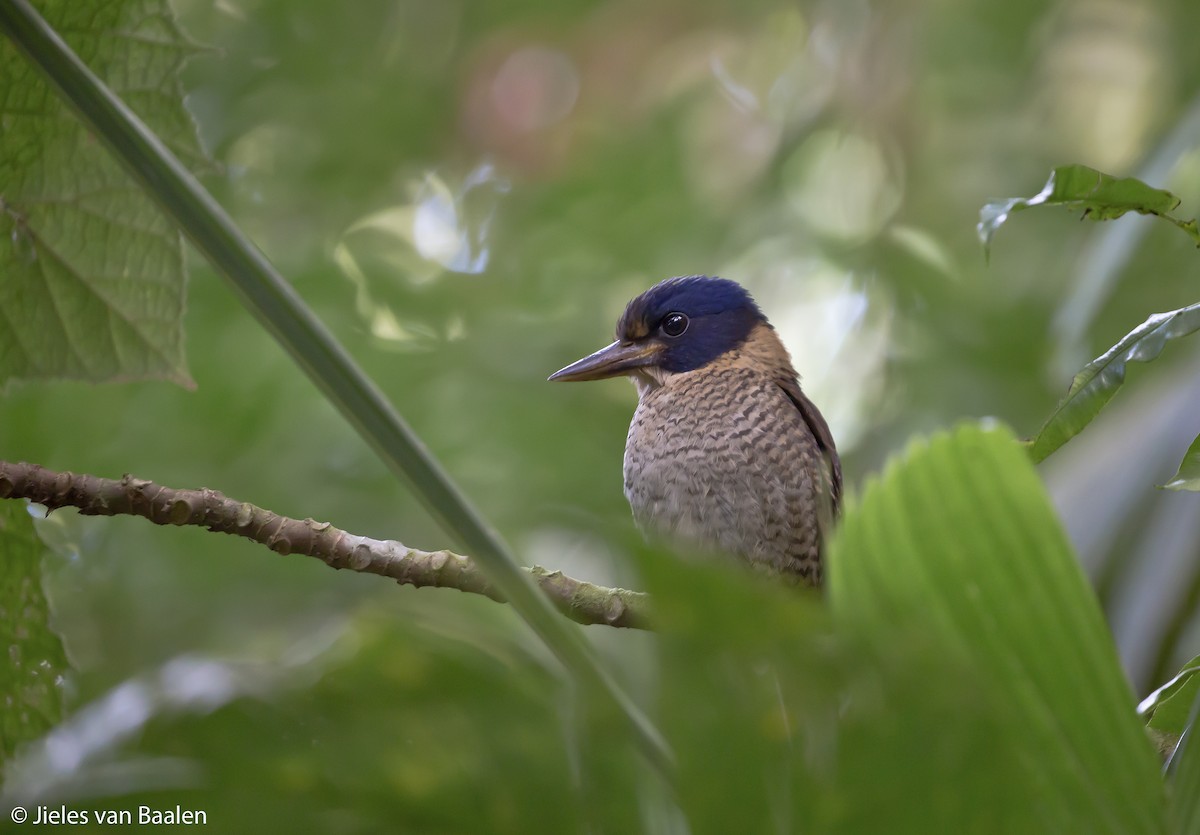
[776,378,842,519]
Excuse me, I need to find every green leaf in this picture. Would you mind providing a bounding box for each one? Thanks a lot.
[1167,688,1200,834]
[830,423,1165,834]
[1029,301,1200,462]
[978,164,1200,258]
[1139,657,1200,764]
[1164,433,1200,492]
[0,0,199,387]
[1140,657,1200,736]
[0,501,67,763]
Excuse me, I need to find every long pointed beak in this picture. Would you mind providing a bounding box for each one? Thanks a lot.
[548,340,662,382]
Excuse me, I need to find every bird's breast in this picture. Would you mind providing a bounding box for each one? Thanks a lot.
[622,366,826,582]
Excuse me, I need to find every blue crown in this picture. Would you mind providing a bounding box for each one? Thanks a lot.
[618,275,767,372]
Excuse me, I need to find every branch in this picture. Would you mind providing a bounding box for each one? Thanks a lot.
[0,461,651,630]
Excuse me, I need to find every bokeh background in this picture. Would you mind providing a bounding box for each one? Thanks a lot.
[4,0,1200,828]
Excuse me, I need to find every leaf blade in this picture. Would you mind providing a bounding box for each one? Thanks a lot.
[0,0,201,387]
[830,423,1165,834]
[1166,688,1200,834]
[1139,657,1200,736]
[978,164,1200,258]
[1164,433,1200,492]
[1030,302,1200,462]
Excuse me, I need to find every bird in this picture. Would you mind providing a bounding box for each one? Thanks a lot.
[549,275,841,586]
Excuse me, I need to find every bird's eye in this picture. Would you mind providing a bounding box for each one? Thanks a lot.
[661,312,689,337]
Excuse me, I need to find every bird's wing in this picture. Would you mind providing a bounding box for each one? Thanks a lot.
[776,377,842,519]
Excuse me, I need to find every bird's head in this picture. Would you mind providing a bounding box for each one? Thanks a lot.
[548,275,767,384]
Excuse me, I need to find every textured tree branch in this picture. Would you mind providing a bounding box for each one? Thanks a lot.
[0,461,650,630]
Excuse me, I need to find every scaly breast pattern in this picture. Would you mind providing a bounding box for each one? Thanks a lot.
[623,365,825,584]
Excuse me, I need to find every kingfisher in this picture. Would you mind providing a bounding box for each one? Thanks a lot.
[549,275,841,586]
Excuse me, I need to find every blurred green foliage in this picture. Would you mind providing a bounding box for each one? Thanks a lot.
[0,503,65,762]
[5,0,1200,831]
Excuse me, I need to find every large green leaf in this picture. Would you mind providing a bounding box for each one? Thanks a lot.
[0,502,67,765]
[0,0,199,387]
[830,423,1165,833]
[978,164,1200,257]
[1028,302,1200,462]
